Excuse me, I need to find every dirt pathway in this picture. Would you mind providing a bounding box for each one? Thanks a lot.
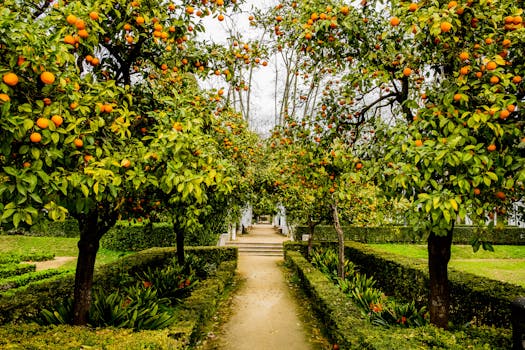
[204,225,316,350]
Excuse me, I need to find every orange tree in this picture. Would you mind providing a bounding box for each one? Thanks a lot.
[368,0,525,328]
[0,0,245,325]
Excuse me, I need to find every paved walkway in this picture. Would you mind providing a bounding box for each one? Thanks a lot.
[211,224,314,350]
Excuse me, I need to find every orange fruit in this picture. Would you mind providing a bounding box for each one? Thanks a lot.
[341,6,350,15]
[473,188,481,195]
[459,66,470,75]
[30,132,42,143]
[0,93,10,102]
[78,29,89,38]
[408,3,418,12]
[43,98,52,106]
[40,71,56,85]
[66,14,77,25]
[502,39,511,47]
[186,6,194,14]
[415,139,423,147]
[355,162,363,170]
[75,19,86,30]
[499,110,510,119]
[512,75,522,84]
[495,191,506,200]
[447,1,457,8]
[36,117,50,129]
[91,57,100,66]
[70,102,79,110]
[218,14,225,21]
[459,51,469,61]
[486,61,497,70]
[83,155,94,162]
[124,23,132,31]
[136,16,145,25]
[73,138,83,148]
[3,72,19,86]
[513,16,523,25]
[23,161,31,168]
[453,93,461,102]
[507,104,516,112]
[64,35,76,45]
[487,144,496,152]
[490,75,500,84]
[390,17,400,26]
[89,11,99,20]
[103,104,113,113]
[440,21,452,32]
[121,158,131,168]
[51,115,63,127]
[402,67,412,76]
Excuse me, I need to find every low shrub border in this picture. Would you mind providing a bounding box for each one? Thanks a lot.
[294,225,525,245]
[0,246,238,325]
[285,249,512,349]
[285,241,525,328]
[0,259,237,349]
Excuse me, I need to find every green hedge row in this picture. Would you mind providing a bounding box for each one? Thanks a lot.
[0,259,237,349]
[285,241,525,328]
[284,250,512,349]
[0,263,35,279]
[100,222,176,251]
[0,246,238,325]
[294,225,525,245]
[0,269,66,292]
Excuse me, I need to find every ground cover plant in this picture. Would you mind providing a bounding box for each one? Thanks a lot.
[369,244,525,287]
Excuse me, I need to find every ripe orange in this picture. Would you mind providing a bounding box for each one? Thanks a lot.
[502,39,511,47]
[486,61,497,70]
[218,14,225,21]
[459,51,469,61]
[23,161,31,168]
[40,71,56,85]
[415,139,423,147]
[513,16,523,25]
[36,117,50,129]
[51,115,63,127]
[453,93,461,102]
[495,191,506,200]
[121,158,131,168]
[73,138,83,148]
[447,1,457,8]
[64,35,76,45]
[124,23,132,31]
[390,17,400,26]
[459,66,470,75]
[89,11,99,20]
[3,72,19,86]
[356,162,363,170]
[78,29,89,38]
[83,155,94,162]
[70,102,79,110]
[499,109,510,119]
[507,104,516,112]
[440,21,452,32]
[136,16,145,25]
[75,19,86,30]
[473,188,481,195]
[512,75,522,84]
[340,6,350,15]
[408,3,418,12]
[402,67,412,77]
[490,75,500,84]
[186,6,194,14]
[487,144,496,152]
[30,132,42,143]
[0,93,10,102]
[66,14,77,25]
[103,104,113,113]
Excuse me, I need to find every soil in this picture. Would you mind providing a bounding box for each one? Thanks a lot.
[32,256,76,271]
[197,225,331,350]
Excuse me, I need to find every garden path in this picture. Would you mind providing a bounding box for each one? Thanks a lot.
[204,224,315,350]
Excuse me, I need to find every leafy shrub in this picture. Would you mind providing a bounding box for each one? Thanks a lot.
[0,262,35,279]
[311,247,428,328]
[0,269,66,292]
[0,252,55,264]
[101,222,176,251]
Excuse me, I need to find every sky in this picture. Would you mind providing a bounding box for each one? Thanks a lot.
[199,0,279,136]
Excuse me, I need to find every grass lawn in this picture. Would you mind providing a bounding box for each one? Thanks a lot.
[368,244,525,287]
[0,235,129,270]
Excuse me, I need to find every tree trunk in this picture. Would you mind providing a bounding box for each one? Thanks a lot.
[427,227,454,329]
[72,212,100,325]
[175,223,185,266]
[331,202,345,280]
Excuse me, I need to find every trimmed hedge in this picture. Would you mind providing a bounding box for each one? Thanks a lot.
[0,263,35,279]
[294,225,525,245]
[0,246,237,325]
[0,259,237,349]
[100,222,176,251]
[285,250,512,349]
[285,241,525,328]
[1,219,81,238]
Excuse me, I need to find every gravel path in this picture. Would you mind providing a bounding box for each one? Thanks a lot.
[206,225,315,350]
